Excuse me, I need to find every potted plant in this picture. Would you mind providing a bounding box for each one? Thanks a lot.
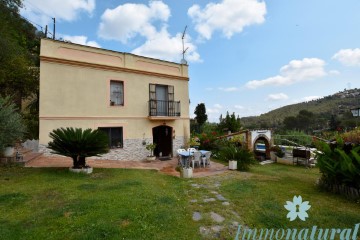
[146,143,156,161]
[219,145,256,171]
[181,165,193,178]
[219,145,238,170]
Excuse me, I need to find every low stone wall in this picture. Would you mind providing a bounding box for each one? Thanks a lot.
[39,136,186,161]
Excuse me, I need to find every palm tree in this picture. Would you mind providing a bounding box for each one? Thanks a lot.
[48,127,109,168]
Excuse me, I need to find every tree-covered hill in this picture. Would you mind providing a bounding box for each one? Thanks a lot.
[241,88,360,130]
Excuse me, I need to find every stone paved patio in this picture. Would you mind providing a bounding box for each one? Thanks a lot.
[25,156,228,178]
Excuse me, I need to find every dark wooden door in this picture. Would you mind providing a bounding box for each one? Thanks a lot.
[153,126,172,157]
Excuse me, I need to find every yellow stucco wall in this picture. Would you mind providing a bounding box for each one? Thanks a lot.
[39,39,190,145]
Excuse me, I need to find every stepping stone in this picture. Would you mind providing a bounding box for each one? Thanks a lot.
[203,198,216,202]
[214,182,221,188]
[210,212,225,223]
[199,226,210,236]
[211,225,223,237]
[231,221,239,228]
[190,199,198,203]
[211,225,223,232]
[216,194,226,201]
[191,183,200,188]
[211,191,218,194]
[193,212,202,221]
[222,201,230,206]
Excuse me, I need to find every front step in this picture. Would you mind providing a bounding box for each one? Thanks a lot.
[23,152,43,162]
[260,160,275,165]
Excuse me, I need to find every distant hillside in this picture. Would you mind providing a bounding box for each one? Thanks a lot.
[241,88,360,129]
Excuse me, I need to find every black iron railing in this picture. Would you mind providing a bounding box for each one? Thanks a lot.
[149,100,181,117]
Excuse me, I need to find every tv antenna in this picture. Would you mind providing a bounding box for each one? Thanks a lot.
[181,26,189,64]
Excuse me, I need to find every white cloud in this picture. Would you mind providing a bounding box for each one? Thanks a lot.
[207,103,223,113]
[98,1,200,63]
[245,58,327,89]
[207,108,220,114]
[21,0,95,25]
[188,0,266,40]
[218,87,239,92]
[98,1,170,43]
[234,105,244,110]
[267,93,289,101]
[303,96,321,101]
[61,35,101,48]
[332,48,360,66]
[214,104,223,109]
[329,70,340,75]
[131,28,201,62]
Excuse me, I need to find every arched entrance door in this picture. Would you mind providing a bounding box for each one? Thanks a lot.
[153,125,173,157]
[253,136,271,160]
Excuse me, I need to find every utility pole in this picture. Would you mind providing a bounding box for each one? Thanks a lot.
[52,17,56,40]
[44,25,48,38]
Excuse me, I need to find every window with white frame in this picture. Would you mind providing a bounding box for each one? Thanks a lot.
[110,80,124,106]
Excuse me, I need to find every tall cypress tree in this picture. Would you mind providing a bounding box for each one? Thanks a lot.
[194,103,208,127]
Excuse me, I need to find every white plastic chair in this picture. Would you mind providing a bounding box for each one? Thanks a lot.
[187,148,196,153]
[202,151,212,167]
[177,149,186,154]
[192,151,202,168]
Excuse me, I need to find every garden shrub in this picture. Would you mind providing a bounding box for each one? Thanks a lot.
[315,136,360,191]
[195,131,221,153]
[218,144,256,171]
[48,127,109,168]
[0,96,26,151]
[269,145,285,158]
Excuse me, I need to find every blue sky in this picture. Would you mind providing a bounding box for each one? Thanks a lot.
[21,0,360,122]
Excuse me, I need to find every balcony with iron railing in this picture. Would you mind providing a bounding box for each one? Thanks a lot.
[148,100,181,120]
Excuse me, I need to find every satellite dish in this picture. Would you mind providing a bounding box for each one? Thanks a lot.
[181,59,187,65]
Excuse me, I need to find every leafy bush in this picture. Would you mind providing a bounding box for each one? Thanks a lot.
[218,144,256,171]
[341,129,360,145]
[315,137,360,189]
[0,96,26,151]
[195,131,221,152]
[48,127,109,169]
[269,145,285,158]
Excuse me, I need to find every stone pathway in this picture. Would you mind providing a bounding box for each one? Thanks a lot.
[188,173,243,239]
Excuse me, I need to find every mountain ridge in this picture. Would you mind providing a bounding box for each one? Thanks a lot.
[241,88,360,129]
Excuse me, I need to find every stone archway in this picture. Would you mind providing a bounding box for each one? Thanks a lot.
[250,130,272,160]
[253,135,271,160]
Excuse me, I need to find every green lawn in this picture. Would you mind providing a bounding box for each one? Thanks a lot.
[1,164,359,240]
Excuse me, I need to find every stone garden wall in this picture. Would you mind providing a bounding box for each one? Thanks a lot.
[39,136,186,161]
